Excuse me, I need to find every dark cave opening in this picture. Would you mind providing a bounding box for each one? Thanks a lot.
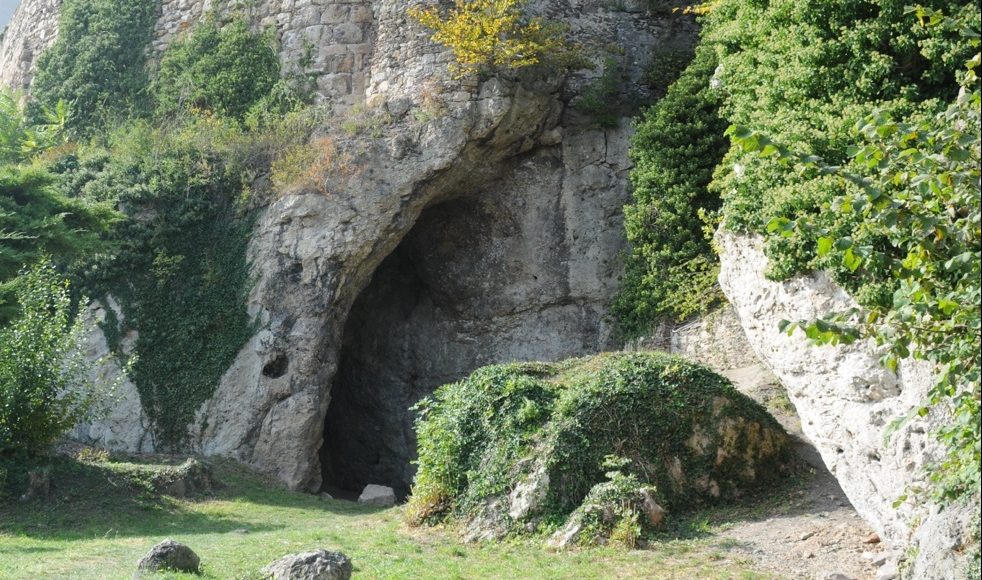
[317,149,617,499]
[318,197,497,500]
[318,238,431,500]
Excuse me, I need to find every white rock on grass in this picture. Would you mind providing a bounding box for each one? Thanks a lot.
[263,550,352,580]
[357,484,396,507]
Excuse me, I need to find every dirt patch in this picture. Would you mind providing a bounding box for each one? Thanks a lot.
[716,364,893,580]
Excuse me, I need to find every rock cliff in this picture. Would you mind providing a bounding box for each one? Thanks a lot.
[1,0,696,496]
[718,230,978,578]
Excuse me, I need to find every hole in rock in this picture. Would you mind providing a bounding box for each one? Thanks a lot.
[262,354,289,379]
[319,201,480,501]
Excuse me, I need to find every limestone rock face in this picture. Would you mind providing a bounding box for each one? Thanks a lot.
[0,0,693,499]
[71,298,154,454]
[717,231,978,578]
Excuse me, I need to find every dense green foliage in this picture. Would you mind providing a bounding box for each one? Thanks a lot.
[408,353,792,538]
[153,17,281,121]
[17,10,312,446]
[707,0,976,282]
[563,462,659,548]
[0,260,103,454]
[727,6,980,502]
[31,0,158,135]
[0,93,115,323]
[614,44,728,333]
[58,118,260,447]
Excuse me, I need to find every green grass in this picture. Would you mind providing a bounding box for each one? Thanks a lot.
[0,454,775,579]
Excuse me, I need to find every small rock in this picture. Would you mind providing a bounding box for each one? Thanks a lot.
[805,551,816,559]
[822,574,855,580]
[320,492,334,500]
[135,539,200,575]
[263,549,352,580]
[357,484,395,507]
[232,528,249,534]
[863,532,881,544]
[799,530,817,541]
[875,562,898,580]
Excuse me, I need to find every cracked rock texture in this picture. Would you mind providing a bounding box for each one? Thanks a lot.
[718,230,978,579]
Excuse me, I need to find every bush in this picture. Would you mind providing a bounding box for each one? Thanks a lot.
[153,17,281,121]
[409,0,573,78]
[613,43,728,334]
[30,0,158,136]
[407,352,794,540]
[0,259,106,455]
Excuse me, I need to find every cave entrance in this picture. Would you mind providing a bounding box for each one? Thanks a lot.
[319,198,492,500]
[318,148,614,499]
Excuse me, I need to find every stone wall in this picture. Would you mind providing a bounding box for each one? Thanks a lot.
[152,0,375,108]
[0,0,62,91]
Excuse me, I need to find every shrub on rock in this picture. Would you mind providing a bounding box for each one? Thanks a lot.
[407,352,795,543]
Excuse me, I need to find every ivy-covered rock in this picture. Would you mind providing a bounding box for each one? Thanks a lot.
[407,352,795,543]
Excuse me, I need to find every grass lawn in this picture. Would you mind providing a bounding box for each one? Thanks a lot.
[0,453,775,579]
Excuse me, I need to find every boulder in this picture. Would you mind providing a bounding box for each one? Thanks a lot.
[135,539,199,575]
[263,550,352,580]
[717,231,979,578]
[357,484,396,507]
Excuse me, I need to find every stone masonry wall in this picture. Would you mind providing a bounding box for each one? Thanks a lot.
[0,0,374,108]
[0,0,62,91]
[152,0,374,108]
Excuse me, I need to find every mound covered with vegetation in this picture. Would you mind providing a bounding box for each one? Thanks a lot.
[407,352,795,546]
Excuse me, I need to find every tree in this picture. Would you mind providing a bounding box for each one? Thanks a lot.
[0,93,116,324]
[0,259,107,455]
[409,0,570,78]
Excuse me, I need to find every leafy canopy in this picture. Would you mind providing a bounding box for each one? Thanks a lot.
[153,17,281,121]
[614,43,728,334]
[724,5,980,502]
[409,0,570,78]
[0,259,107,455]
[31,0,158,136]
